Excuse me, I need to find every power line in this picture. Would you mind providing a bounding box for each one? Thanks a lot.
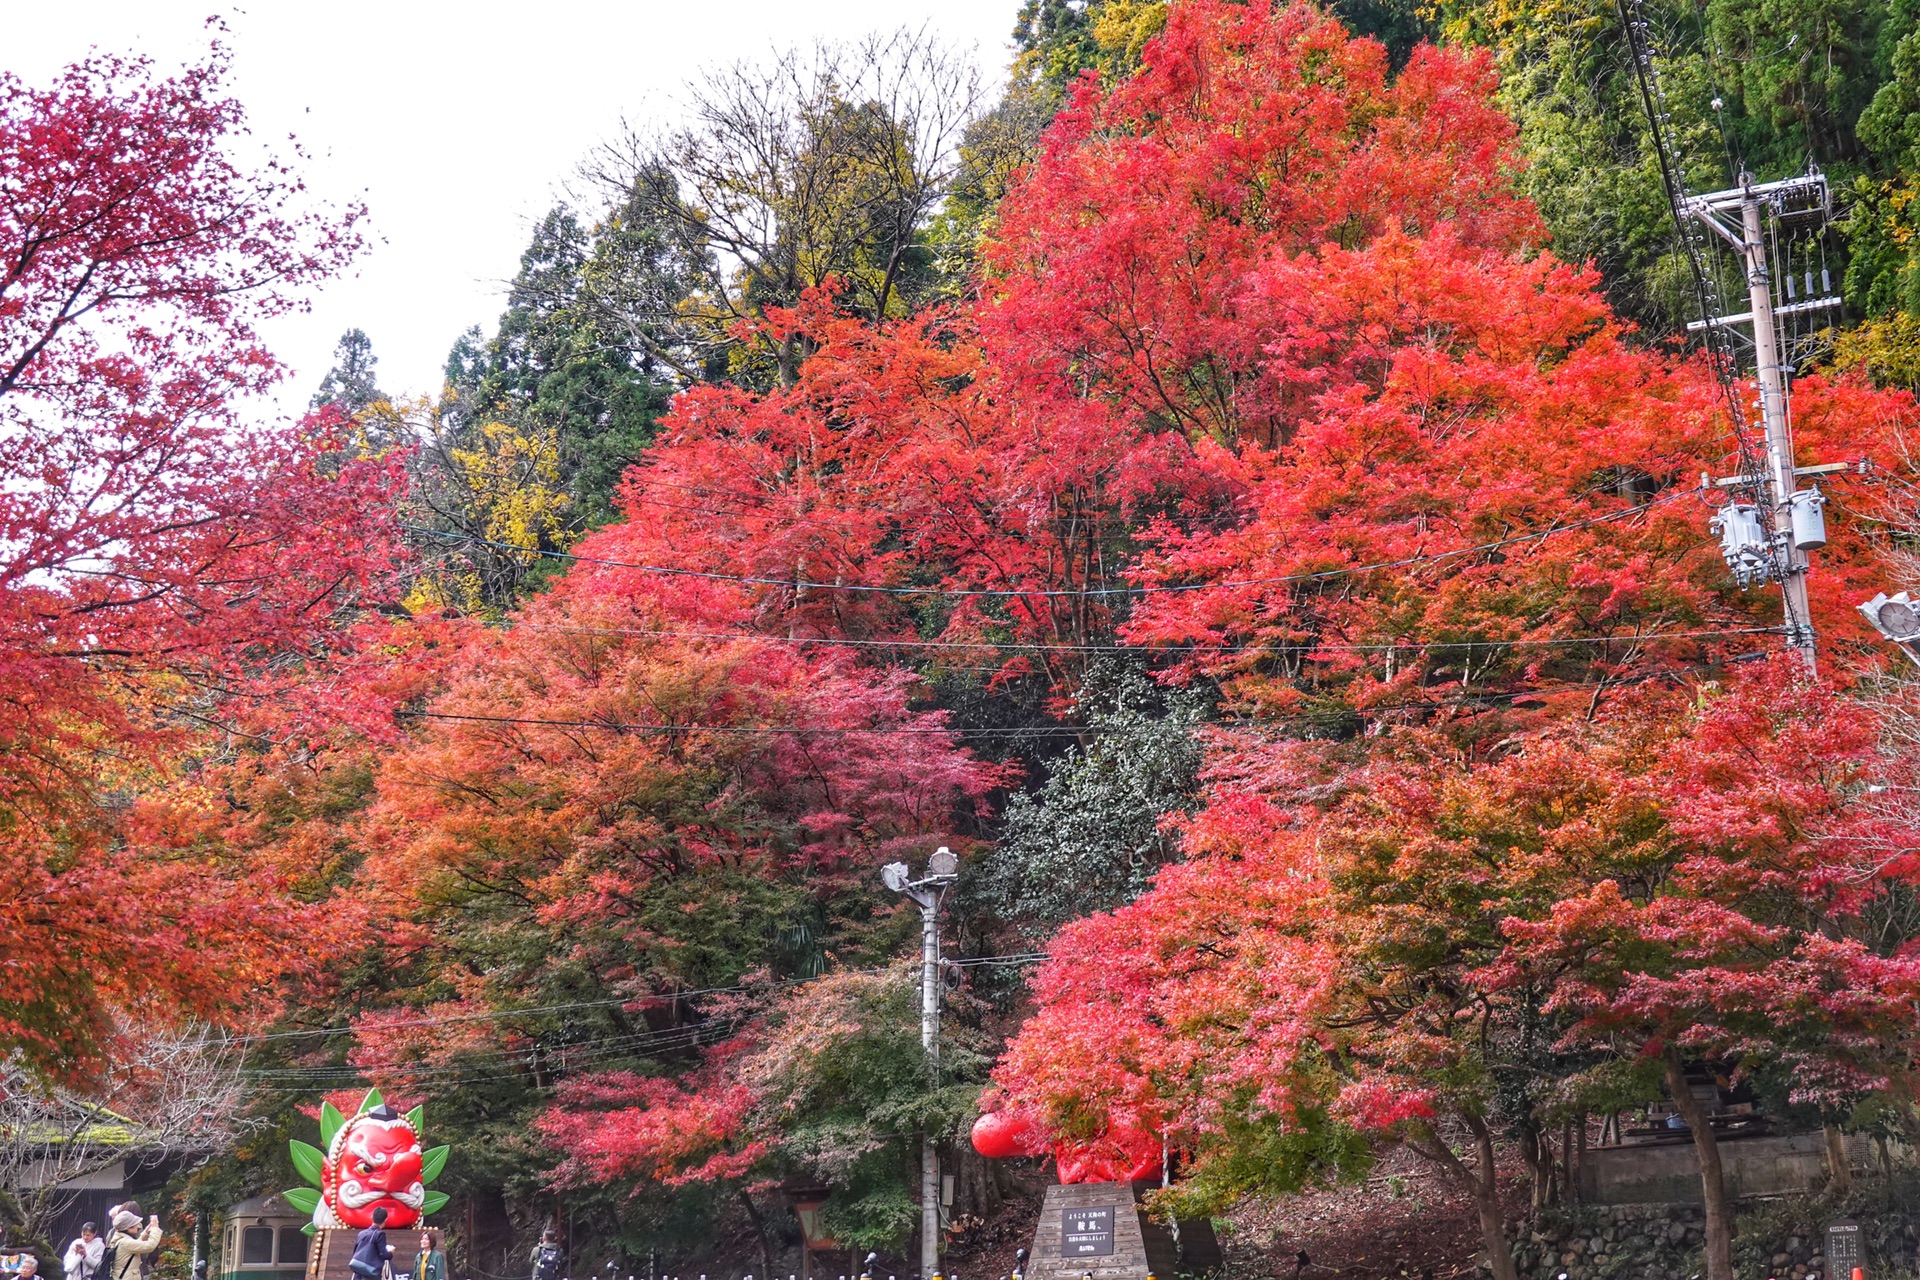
[232,984,785,1044]
[397,490,1692,600]
[246,1025,735,1085]
[162,620,1781,751]
[236,957,1053,1091]
[1617,0,1768,482]
[244,1025,724,1075]
[502,619,1781,656]
[232,956,1048,1049]
[396,658,1756,740]
[396,709,1106,736]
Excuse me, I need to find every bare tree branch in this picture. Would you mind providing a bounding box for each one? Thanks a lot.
[0,1023,258,1246]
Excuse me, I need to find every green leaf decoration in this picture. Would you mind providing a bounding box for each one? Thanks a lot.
[320,1102,346,1150]
[289,1140,326,1187]
[420,1146,450,1185]
[282,1187,321,1217]
[359,1088,384,1116]
[407,1105,424,1134]
[301,1226,316,1239]
[420,1191,450,1218]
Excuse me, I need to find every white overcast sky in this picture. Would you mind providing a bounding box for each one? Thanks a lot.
[8,2,1015,417]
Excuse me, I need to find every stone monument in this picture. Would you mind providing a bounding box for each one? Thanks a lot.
[1024,1182,1221,1280]
[1826,1219,1863,1278]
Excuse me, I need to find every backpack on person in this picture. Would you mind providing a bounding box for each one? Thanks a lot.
[532,1245,561,1280]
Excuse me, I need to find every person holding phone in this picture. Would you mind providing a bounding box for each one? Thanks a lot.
[105,1208,160,1280]
[63,1226,102,1280]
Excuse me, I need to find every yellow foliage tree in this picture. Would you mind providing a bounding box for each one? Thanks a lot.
[349,396,575,616]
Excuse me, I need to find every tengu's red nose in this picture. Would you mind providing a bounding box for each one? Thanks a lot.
[383,1150,424,1187]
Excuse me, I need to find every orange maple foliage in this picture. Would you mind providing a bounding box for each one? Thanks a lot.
[0,46,401,1082]
[993,662,1920,1280]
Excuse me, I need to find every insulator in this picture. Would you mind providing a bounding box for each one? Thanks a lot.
[1805,270,1814,295]
[1785,274,1796,299]
[1822,268,1831,292]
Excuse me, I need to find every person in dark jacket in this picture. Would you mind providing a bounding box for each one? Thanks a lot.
[349,1209,392,1280]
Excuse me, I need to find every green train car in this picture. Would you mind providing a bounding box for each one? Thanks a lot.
[215,1196,309,1280]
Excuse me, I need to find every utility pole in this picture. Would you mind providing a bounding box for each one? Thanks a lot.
[1684,171,1838,670]
[883,846,959,1280]
[1739,189,1814,662]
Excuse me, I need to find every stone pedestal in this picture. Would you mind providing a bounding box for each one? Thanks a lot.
[1026,1183,1221,1280]
[305,1230,359,1280]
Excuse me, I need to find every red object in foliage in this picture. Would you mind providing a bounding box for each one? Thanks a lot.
[970,1111,1040,1159]
[1052,1127,1163,1185]
[972,1110,1162,1184]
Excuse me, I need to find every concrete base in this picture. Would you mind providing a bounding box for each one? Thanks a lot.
[1025,1183,1221,1280]
[1577,1132,1868,1205]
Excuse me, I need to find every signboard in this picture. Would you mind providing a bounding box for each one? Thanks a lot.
[1827,1219,1863,1273]
[1062,1206,1115,1258]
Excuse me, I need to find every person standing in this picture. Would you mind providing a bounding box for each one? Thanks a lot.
[348,1209,392,1280]
[104,1209,159,1280]
[528,1231,560,1280]
[411,1233,444,1280]
[63,1226,102,1280]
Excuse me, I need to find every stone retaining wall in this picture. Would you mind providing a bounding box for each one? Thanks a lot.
[1484,1181,1920,1280]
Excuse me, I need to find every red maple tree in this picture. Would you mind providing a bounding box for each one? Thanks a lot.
[582,0,1916,726]
[0,43,400,1081]
[994,661,1920,1280]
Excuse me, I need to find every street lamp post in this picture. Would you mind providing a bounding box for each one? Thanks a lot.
[883,846,959,1279]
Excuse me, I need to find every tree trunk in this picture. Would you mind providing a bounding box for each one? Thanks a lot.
[951,1142,1006,1221]
[1466,1115,1518,1280]
[468,1185,513,1280]
[1518,1125,1545,1211]
[1558,1118,1576,1204]
[1572,1113,1587,1205]
[1824,1126,1853,1191]
[1406,1118,1519,1280]
[738,1189,776,1280]
[1666,1052,1734,1280]
[777,332,798,388]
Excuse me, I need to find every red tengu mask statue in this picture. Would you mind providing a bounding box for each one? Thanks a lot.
[318,1104,426,1229]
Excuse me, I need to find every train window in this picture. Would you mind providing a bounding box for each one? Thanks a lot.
[241,1228,274,1266]
[278,1230,308,1266]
